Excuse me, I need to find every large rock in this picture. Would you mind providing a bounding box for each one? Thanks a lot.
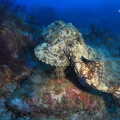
[6,71,109,119]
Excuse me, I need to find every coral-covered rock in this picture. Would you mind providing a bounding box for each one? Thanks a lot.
[6,71,109,119]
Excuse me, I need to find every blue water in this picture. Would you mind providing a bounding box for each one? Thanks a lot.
[16,0,120,34]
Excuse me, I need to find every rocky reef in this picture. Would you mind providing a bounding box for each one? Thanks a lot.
[0,2,120,118]
[6,70,116,120]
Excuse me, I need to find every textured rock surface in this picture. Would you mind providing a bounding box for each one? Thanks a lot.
[6,71,109,119]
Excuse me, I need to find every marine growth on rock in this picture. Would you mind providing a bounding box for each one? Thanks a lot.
[34,20,120,105]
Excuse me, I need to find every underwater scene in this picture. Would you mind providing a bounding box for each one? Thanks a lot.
[0,0,120,120]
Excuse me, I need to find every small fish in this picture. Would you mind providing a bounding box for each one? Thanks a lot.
[107,38,112,40]
[0,30,5,34]
[28,15,34,19]
[118,9,120,12]
[44,4,47,6]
